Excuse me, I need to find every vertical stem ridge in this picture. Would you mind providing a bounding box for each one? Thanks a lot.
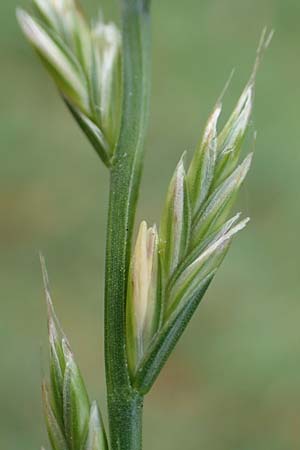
[104,1,151,449]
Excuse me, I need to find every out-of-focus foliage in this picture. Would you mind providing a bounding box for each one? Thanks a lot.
[1,0,300,449]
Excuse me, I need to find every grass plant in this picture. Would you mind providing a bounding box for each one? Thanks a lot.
[17,1,272,449]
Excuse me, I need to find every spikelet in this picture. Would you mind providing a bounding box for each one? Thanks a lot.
[128,29,273,393]
[126,222,161,375]
[17,0,121,166]
[40,256,107,450]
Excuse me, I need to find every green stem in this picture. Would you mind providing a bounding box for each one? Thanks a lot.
[104,1,151,450]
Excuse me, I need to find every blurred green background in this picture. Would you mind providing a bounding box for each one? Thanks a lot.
[1,0,300,449]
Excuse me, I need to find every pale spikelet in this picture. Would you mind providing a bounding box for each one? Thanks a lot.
[17,0,122,166]
[126,221,160,375]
